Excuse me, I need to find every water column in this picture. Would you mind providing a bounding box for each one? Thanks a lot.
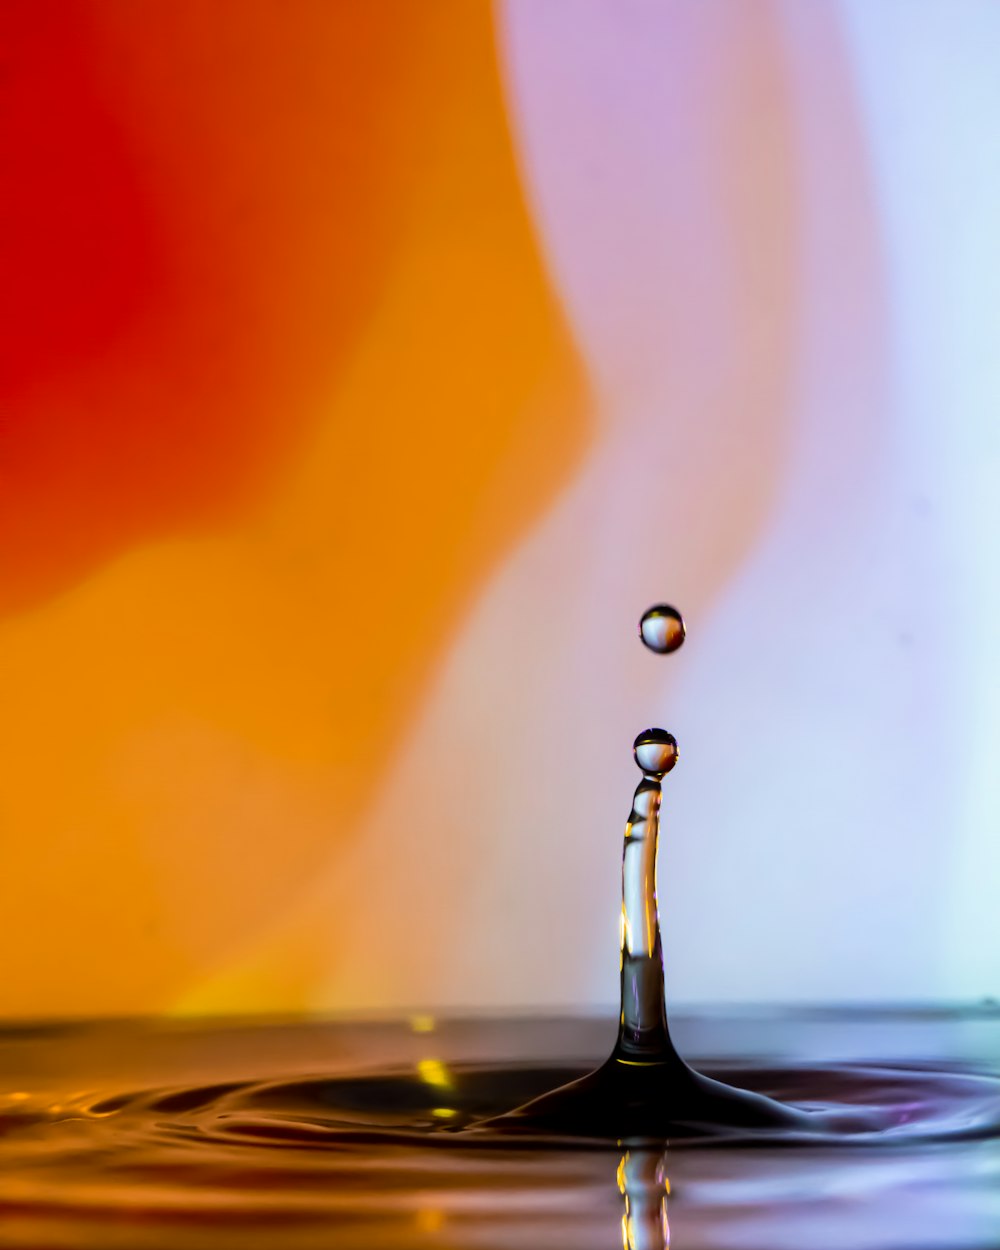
[614,729,682,1064]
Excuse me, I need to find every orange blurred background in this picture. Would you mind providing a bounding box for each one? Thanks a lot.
[0,0,587,1016]
[4,2,998,1019]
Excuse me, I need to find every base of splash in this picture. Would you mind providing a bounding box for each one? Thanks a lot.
[78,1052,1000,1150]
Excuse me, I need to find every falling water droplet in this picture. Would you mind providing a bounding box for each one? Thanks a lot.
[633,728,678,778]
[639,605,685,654]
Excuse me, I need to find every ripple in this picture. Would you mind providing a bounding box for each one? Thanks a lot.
[74,1060,1000,1152]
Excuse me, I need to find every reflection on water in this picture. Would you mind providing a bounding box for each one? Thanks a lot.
[619,1150,670,1250]
[0,1009,998,1249]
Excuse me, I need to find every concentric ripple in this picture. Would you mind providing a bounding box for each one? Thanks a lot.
[78,1059,1000,1152]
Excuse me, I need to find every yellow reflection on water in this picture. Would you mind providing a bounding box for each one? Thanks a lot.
[416,1058,451,1089]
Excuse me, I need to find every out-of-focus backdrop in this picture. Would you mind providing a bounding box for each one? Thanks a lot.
[2,1,997,1019]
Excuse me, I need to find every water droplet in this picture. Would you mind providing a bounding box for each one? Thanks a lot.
[633,728,678,778]
[639,605,685,654]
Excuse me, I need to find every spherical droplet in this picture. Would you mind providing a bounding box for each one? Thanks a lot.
[632,728,678,777]
[638,604,685,654]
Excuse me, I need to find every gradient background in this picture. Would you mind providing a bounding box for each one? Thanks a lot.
[2,0,998,1019]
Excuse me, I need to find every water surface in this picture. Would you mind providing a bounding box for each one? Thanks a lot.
[1,1008,998,1249]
